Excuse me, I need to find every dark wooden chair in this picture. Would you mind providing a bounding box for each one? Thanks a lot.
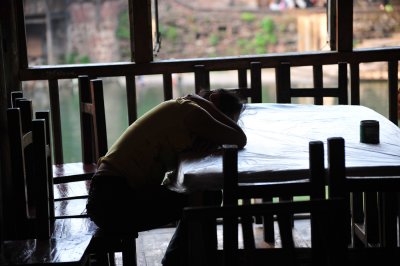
[9,78,106,205]
[268,62,348,241]
[6,96,138,266]
[219,141,326,249]
[3,101,94,265]
[53,75,107,185]
[275,62,348,105]
[184,198,347,266]
[51,76,107,218]
[327,137,400,248]
[193,62,264,234]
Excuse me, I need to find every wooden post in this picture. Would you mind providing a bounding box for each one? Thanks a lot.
[336,0,353,52]
[130,0,153,63]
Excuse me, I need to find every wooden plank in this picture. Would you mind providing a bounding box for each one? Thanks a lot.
[19,47,400,80]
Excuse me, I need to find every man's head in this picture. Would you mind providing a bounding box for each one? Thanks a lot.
[198,88,244,122]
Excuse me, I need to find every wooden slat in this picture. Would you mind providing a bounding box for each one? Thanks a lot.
[350,63,360,105]
[163,73,173,100]
[250,62,262,103]
[10,91,23,107]
[32,119,51,239]
[90,79,108,158]
[338,62,348,104]
[275,62,291,103]
[237,69,247,89]
[312,65,323,105]
[222,145,239,266]
[388,60,398,125]
[126,75,137,124]
[7,108,30,238]
[15,99,32,134]
[48,79,64,164]
[35,111,55,221]
[78,75,94,164]
[194,65,210,93]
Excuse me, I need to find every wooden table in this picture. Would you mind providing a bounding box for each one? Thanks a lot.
[168,103,400,193]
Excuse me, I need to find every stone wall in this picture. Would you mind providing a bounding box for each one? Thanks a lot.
[24,0,400,64]
[67,1,124,63]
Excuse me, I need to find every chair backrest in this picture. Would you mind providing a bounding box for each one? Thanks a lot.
[275,62,348,105]
[194,62,262,103]
[6,99,52,240]
[78,75,108,164]
[184,198,347,266]
[10,91,23,107]
[327,137,400,248]
[221,141,326,248]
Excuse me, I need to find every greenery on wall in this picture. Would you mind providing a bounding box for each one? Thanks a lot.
[116,10,130,39]
[236,16,277,54]
[64,52,90,64]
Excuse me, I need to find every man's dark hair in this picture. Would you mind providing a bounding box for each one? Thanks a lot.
[198,88,245,118]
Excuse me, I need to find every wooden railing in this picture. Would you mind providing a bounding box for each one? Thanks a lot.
[19,47,400,164]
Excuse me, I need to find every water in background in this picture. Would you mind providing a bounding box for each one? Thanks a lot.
[22,74,397,163]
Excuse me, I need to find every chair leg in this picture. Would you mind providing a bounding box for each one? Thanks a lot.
[108,252,116,266]
[121,236,137,266]
[94,252,111,266]
[262,197,275,243]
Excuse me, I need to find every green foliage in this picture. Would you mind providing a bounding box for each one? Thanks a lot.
[236,17,278,55]
[208,34,220,46]
[261,17,275,34]
[160,25,178,42]
[240,12,256,22]
[64,53,90,64]
[117,10,130,40]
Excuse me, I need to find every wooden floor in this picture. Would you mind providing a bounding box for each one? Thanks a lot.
[113,218,311,266]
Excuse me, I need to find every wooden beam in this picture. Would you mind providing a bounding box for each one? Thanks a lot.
[336,0,353,51]
[130,0,153,63]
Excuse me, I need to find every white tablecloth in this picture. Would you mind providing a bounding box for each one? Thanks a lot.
[168,104,400,193]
